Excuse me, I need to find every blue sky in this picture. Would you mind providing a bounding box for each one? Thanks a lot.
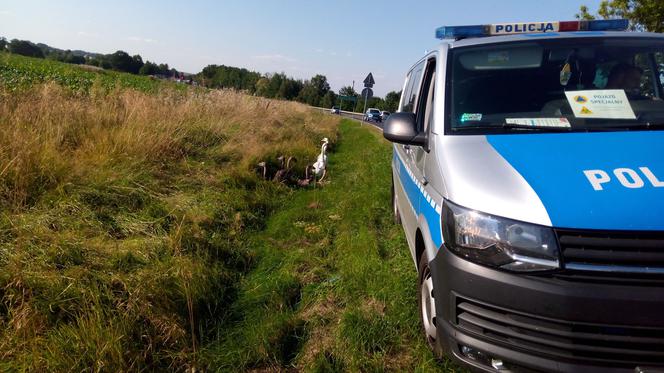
[0,0,602,96]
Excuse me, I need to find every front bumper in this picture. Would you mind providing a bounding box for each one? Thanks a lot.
[430,246,664,373]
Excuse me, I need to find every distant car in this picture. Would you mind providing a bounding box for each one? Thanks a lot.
[381,111,391,121]
[363,108,382,122]
[330,106,340,114]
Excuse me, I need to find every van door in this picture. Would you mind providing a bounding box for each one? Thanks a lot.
[413,58,441,250]
[394,61,425,252]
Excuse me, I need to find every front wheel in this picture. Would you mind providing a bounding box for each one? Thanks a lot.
[418,254,444,358]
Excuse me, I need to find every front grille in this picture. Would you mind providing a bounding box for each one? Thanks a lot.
[556,229,664,282]
[456,297,664,366]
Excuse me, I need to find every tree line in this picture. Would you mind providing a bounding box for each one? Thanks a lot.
[199,64,401,112]
[0,37,179,77]
[0,36,401,111]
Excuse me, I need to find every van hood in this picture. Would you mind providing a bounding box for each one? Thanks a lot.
[440,131,664,231]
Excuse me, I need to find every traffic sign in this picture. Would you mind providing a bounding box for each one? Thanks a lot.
[363,73,375,88]
[361,88,373,100]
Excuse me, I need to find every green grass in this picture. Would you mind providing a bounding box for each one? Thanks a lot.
[1,53,466,371]
[0,52,176,93]
[0,63,339,371]
[201,120,465,372]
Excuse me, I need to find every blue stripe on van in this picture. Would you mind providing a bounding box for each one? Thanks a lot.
[394,151,443,247]
[486,131,664,231]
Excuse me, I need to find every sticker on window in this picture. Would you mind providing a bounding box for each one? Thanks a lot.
[505,118,571,128]
[461,113,483,122]
[564,90,636,119]
[488,51,509,64]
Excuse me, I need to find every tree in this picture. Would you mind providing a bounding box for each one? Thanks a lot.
[139,61,160,75]
[337,86,358,111]
[310,74,330,98]
[8,39,44,58]
[63,51,85,64]
[255,77,271,96]
[109,51,136,73]
[320,91,337,108]
[577,0,664,32]
[384,91,401,112]
[268,73,285,98]
[297,83,319,105]
[354,96,386,112]
[297,75,330,106]
[131,55,144,74]
[278,78,302,100]
[158,63,170,75]
[0,37,7,51]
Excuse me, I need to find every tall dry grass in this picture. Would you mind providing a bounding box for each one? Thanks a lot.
[0,83,337,371]
[0,83,334,209]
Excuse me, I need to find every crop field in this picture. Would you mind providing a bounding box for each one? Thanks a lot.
[0,55,463,372]
[0,52,171,93]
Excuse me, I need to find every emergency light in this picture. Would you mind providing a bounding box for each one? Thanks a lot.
[436,19,629,40]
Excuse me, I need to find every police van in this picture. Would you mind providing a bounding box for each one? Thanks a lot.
[383,19,664,372]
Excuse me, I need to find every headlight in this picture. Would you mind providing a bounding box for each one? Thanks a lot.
[442,200,560,272]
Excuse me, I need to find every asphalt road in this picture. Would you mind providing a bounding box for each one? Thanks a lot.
[313,107,384,131]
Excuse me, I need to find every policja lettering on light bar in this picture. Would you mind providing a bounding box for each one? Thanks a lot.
[492,22,558,35]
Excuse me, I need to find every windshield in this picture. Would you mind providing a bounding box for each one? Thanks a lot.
[448,37,664,134]
[369,109,380,114]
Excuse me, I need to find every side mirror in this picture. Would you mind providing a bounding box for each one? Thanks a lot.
[382,112,426,146]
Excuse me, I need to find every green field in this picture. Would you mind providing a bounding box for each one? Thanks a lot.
[0,52,174,93]
[0,55,464,371]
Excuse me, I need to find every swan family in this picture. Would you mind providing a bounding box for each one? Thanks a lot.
[256,137,329,186]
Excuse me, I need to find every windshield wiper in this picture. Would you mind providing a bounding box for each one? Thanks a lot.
[619,122,664,130]
[585,122,664,131]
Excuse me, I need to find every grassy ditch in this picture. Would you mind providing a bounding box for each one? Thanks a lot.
[0,80,338,371]
[202,119,463,372]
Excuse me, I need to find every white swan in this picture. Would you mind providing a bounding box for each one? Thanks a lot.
[312,137,329,181]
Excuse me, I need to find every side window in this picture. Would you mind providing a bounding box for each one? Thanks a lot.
[402,62,424,113]
[418,59,436,133]
[399,72,412,111]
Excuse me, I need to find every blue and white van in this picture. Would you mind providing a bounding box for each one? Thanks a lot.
[383,19,664,372]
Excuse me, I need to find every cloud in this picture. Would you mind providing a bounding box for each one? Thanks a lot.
[128,36,157,43]
[252,54,297,63]
[0,10,13,16]
[77,31,99,38]
[315,48,342,57]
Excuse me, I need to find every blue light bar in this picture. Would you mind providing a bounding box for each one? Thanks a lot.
[436,19,629,40]
[587,19,629,31]
[435,25,488,39]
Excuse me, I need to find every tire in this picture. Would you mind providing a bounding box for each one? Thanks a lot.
[418,254,444,359]
[391,179,401,225]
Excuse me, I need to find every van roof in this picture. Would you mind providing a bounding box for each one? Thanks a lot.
[445,30,664,49]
